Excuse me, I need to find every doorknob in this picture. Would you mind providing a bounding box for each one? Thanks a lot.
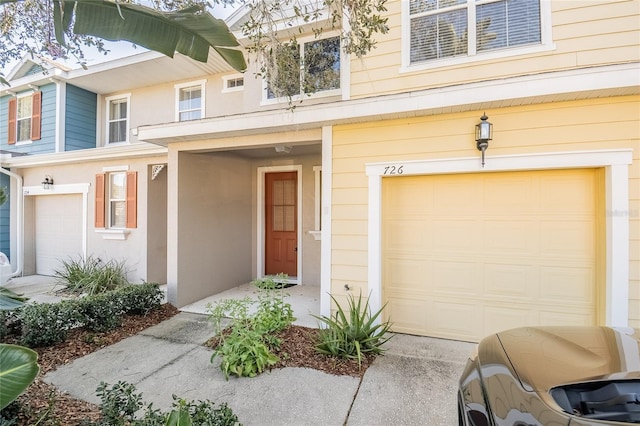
[294,247,298,252]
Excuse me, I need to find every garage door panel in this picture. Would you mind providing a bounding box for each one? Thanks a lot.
[431,261,478,294]
[386,298,428,335]
[484,221,536,254]
[484,264,537,298]
[539,266,594,303]
[539,172,594,213]
[431,220,478,252]
[429,300,482,342]
[539,309,594,326]
[385,257,427,289]
[432,180,481,213]
[385,179,431,215]
[36,195,83,276]
[382,169,599,342]
[385,220,429,251]
[483,305,540,336]
[540,220,595,258]
[483,176,537,214]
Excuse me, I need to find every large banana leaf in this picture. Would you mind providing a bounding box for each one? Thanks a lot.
[0,287,27,311]
[0,344,40,410]
[57,0,247,71]
[0,1,246,72]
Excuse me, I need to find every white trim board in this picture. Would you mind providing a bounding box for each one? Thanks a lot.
[365,149,633,328]
[256,165,303,284]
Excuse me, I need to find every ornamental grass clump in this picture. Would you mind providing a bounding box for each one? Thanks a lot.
[54,255,129,296]
[313,292,392,367]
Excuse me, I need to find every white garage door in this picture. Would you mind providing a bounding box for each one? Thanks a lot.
[382,169,600,342]
[35,195,83,276]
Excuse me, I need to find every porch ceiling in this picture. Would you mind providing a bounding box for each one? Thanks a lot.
[197,143,322,159]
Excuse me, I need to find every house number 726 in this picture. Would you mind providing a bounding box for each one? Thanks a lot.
[383,165,404,175]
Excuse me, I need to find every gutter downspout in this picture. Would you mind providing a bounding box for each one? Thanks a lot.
[0,167,23,277]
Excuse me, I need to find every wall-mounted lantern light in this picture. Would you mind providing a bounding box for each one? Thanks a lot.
[41,175,54,190]
[475,113,493,167]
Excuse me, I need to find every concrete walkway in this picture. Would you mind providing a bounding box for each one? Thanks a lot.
[43,312,475,426]
[6,275,476,425]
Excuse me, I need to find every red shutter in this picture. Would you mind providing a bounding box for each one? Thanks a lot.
[126,171,137,229]
[30,91,42,141]
[7,98,16,145]
[95,174,105,228]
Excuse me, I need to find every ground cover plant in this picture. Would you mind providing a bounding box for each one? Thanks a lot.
[84,381,239,426]
[207,287,296,378]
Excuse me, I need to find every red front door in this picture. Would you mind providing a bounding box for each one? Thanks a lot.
[265,172,298,277]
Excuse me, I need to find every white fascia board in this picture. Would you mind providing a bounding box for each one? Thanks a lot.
[1,143,167,168]
[138,62,640,144]
[64,51,163,80]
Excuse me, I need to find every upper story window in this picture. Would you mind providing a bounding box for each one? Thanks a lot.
[16,95,33,141]
[175,80,206,121]
[407,0,546,67]
[222,74,245,93]
[106,94,130,144]
[7,91,41,145]
[265,35,341,102]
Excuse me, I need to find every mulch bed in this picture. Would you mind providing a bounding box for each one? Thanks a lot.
[2,304,179,425]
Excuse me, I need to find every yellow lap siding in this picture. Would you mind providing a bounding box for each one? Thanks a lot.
[330,96,640,329]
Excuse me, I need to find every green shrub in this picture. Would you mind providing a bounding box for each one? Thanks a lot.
[89,381,239,426]
[313,293,393,367]
[208,289,295,379]
[93,381,150,425]
[55,255,129,296]
[171,396,239,426]
[114,283,163,315]
[19,300,79,348]
[16,283,163,348]
[77,293,123,333]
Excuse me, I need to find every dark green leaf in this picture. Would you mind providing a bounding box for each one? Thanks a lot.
[0,344,40,410]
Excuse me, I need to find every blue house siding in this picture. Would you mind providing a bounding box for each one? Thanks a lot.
[0,83,56,155]
[65,84,97,151]
[0,172,9,259]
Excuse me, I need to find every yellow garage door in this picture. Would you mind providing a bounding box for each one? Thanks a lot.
[382,169,602,342]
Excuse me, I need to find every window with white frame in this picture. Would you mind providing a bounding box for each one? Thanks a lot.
[7,91,41,145]
[16,95,33,142]
[175,80,206,121]
[95,170,137,231]
[265,35,341,101]
[108,172,127,228]
[106,95,130,144]
[223,74,245,93]
[408,0,543,65]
